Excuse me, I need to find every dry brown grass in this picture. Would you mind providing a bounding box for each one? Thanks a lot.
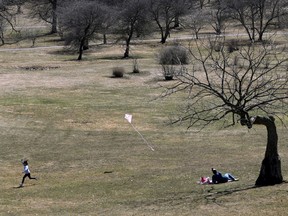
[1,31,288,216]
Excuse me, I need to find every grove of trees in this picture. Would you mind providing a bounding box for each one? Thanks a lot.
[1,0,287,55]
[1,0,288,58]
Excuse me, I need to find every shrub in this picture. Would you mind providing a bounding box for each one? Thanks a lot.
[112,67,124,78]
[159,45,189,65]
[227,39,239,53]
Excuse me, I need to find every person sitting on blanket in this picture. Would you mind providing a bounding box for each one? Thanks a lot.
[211,168,238,184]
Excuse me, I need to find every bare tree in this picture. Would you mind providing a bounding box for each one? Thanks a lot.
[226,0,288,42]
[0,0,21,45]
[185,8,210,39]
[26,0,59,34]
[99,5,117,45]
[117,0,149,58]
[58,1,107,60]
[148,0,188,44]
[0,18,5,44]
[162,37,288,186]
[174,0,196,28]
[209,0,229,35]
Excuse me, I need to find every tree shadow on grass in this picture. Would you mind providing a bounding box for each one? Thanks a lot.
[116,181,288,209]
[204,184,257,204]
[204,180,288,204]
[129,183,282,208]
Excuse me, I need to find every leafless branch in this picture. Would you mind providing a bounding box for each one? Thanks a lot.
[162,37,288,128]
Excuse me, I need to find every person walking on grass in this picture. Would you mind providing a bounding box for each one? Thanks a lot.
[19,159,37,187]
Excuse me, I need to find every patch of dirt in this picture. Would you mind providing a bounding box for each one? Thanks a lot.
[0,72,87,93]
[19,65,60,71]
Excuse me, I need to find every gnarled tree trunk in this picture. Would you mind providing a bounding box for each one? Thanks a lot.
[252,116,283,186]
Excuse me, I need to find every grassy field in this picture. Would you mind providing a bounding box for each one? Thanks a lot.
[1,32,288,216]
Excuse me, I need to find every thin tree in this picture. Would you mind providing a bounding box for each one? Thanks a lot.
[148,0,188,44]
[99,6,116,45]
[117,0,149,58]
[209,0,229,35]
[162,37,288,186]
[186,8,210,39]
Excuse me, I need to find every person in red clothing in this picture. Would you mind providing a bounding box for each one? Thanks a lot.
[19,159,37,187]
[211,168,238,184]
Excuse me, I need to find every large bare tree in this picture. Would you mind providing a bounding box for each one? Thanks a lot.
[148,0,189,44]
[58,1,107,60]
[226,0,288,42]
[162,37,288,186]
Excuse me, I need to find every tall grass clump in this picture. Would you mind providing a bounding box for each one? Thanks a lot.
[112,67,124,78]
[132,59,140,73]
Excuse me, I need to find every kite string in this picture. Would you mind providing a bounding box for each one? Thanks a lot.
[130,123,155,151]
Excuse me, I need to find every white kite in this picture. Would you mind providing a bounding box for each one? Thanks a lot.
[124,113,155,151]
[125,114,132,123]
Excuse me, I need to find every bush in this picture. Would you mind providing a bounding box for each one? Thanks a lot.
[159,45,189,65]
[112,67,124,78]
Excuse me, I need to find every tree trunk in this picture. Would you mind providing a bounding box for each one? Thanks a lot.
[258,32,264,42]
[123,28,134,58]
[174,15,180,28]
[199,0,204,9]
[124,45,129,58]
[0,33,4,45]
[83,39,89,50]
[103,33,107,44]
[78,39,85,60]
[159,28,165,44]
[78,47,83,61]
[123,20,136,58]
[51,0,58,34]
[78,25,90,60]
[252,116,283,186]
[161,29,170,44]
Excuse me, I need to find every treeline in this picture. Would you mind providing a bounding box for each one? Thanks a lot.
[1,0,288,59]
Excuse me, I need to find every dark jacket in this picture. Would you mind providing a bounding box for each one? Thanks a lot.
[212,171,228,184]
